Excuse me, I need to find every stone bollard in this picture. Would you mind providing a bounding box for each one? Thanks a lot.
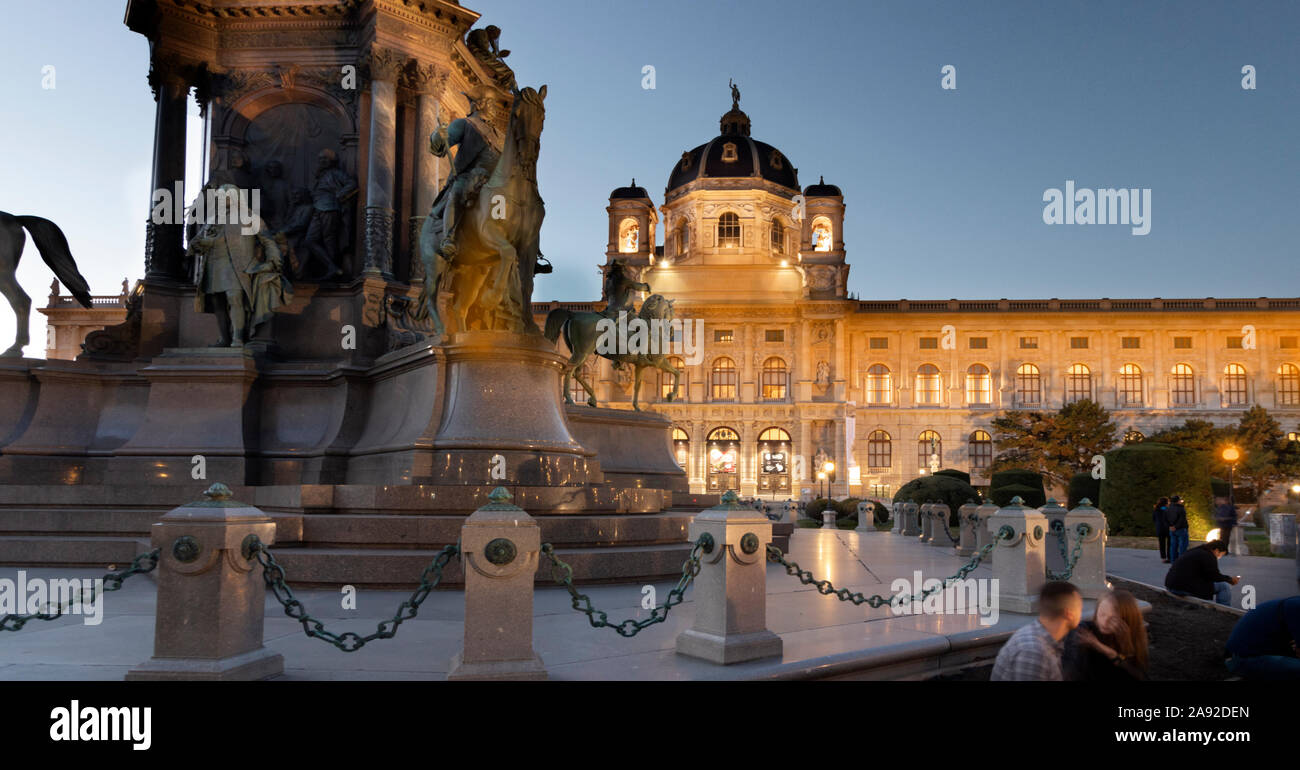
[1269,512,1297,557]
[1064,499,1108,599]
[856,500,875,533]
[976,500,1000,563]
[1039,498,1069,575]
[988,496,1048,614]
[919,503,934,543]
[677,490,783,664]
[1229,524,1249,556]
[782,499,797,524]
[929,504,953,547]
[956,501,979,556]
[448,487,546,680]
[901,501,921,536]
[127,482,282,681]
[822,505,838,528]
[891,502,902,534]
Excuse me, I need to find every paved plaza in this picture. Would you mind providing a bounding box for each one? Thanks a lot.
[1,528,1103,681]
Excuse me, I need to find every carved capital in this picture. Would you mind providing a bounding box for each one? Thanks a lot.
[367,47,408,84]
[404,62,449,97]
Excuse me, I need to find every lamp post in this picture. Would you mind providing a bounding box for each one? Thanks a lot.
[1222,446,1240,508]
[816,471,827,499]
[823,460,835,499]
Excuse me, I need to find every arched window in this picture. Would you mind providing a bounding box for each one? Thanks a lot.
[710,357,737,401]
[1066,363,1092,403]
[717,212,740,248]
[966,364,991,405]
[867,430,891,468]
[1124,430,1145,444]
[618,218,639,253]
[676,222,690,256]
[918,430,942,471]
[706,427,740,492]
[659,355,685,402]
[567,360,594,404]
[811,216,833,252]
[865,364,891,404]
[915,364,942,405]
[671,427,690,468]
[1119,363,1143,406]
[1278,364,1300,406]
[1288,431,1300,443]
[968,430,992,470]
[1171,363,1196,405]
[1016,363,1041,405]
[1223,363,1248,405]
[757,427,791,493]
[761,357,787,401]
[770,220,785,254]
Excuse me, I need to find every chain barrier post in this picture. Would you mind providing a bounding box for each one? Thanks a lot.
[929,503,952,548]
[889,501,901,534]
[976,499,1000,563]
[782,499,797,525]
[821,504,837,528]
[1065,498,1108,599]
[448,487,546,680]
[1038,498,1069,575]
[676,490,782,664]
[956,500,979,556]
[988,496,1048,614]
[126,482,282,681]
[901,501,920,537]
[855,500,876,534]
[918,502,933,543]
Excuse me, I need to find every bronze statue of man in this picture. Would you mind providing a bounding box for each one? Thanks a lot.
[466,25,516,91]
[601,258,650,319]
[427,92,502,259]
[189,185,292,346]
[302,149,356,280]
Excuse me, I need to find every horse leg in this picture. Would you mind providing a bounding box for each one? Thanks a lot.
[0,221,30,357]
[632,362,644,411]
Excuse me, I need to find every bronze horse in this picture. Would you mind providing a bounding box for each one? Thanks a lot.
[0,212,92,357]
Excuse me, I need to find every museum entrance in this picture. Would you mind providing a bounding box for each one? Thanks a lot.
[757,426,791,497]
[706,427,740,493]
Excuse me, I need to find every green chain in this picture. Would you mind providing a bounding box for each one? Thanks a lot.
[249,537,458,652]
[935,510,960,545]
[1,549,162,633]
[1047,522,1090,581]
[540,533,713,638]
[767,525,1015,608]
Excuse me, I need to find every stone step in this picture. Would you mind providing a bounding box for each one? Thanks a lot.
[0,535,148,567]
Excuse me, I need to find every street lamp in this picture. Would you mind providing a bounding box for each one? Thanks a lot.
[816,470,827,499]
[1221,446,1240,507]
[822,460,835,499]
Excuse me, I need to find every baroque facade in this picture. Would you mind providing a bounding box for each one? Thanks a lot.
[535,94,1300,500]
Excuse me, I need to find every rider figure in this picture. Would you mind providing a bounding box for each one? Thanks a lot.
[428,91,502,260]
[601,258,650,319]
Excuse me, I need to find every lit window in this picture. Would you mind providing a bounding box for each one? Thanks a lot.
[721,142,738,163]
[1124,430,1145,444]
[1020,337,1038,349]
[710,357,736,401]
[968,430,992,470]
[713,329,733,343]
[915,364,942,405]
[1066,363,1092,402]
[1278,364,1300,406]
[618,218,639,253]
[867,430,892,468]
[1016,363,1041,405]
[770,220,784,254]
[659,356,685,402]
[1171,363,1196,405]
[1223,363,1248,405]
[811,217,833,252]
[717,212,740,248]
[671,427,690,467]
[865,364,891,404]
[1119,363,1143,405]
[567,361,594,404]
[761,357,787,401]
[918,430,942,471]
[676,223,690,255]
[966,364,991,405]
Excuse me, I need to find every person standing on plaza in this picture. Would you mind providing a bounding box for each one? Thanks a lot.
[1213,496,1238,553]
[991,582,1082,681]
[1153,496,1171,563]
[1166,495,1190,563]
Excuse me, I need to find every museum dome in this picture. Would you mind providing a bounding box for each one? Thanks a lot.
[804,176,842,197]
[610,179,650,200]
[665,93,800,196]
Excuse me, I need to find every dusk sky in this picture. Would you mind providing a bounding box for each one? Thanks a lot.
[1,0,1297,350]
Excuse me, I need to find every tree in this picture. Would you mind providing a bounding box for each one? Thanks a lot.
[1231,405,1300,503]
[1146,419,1232,454]
[988,399,1118,488]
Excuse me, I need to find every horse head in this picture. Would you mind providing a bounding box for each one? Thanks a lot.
[508,85,547,170]
[639,293,675,322]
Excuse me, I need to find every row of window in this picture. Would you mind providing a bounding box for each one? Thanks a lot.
[869,335,1299,350]
[669,214,835,256]
[863,363,1300,406]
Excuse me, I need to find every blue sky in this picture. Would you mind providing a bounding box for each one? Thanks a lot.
[1,1,1297,350]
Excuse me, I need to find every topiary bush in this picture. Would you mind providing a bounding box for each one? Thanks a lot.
[1068,472,1102,509]
[1098,442,1214,538]
[872,500,889,524]
[990,483,1046,508]
[934,468,971,485]
[805,498,833,518]
[990,468,1046,507]
[893,475,982,524]
[834,497,862,519]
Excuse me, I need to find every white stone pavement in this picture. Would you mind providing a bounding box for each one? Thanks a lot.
[1,529,1112,681]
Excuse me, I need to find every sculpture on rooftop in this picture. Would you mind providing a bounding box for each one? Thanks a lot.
[0,212,93,357]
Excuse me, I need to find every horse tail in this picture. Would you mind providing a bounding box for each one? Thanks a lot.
[543,308,570,344]
[15,216,92,308]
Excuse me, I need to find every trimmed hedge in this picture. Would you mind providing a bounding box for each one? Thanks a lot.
[1098,442,1214,538]
[990,468,1047,508]
[893,474,982,524]
[934,469,971,485]
[1068,472,1102,509]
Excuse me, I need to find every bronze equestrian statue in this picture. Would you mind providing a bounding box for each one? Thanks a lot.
[0,212,92,357]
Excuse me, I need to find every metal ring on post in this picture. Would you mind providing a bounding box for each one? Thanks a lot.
[739,532,759,555]
[484,537,518,566]
[172,535,201,563]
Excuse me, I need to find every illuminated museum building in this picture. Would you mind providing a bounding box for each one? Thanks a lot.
[535,95,1300,499]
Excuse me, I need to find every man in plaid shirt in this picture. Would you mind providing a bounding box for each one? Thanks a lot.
[991,582,1083,681]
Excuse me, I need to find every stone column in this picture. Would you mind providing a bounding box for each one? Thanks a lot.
[1064,499,1109,599]
[956,501,979,556]
[364,48,405,279]
[976,500,1000,562]
[929,503,953,547]
[901,501,920,536]
[919,502,933,543]
[409,63,446,286]
[676,491,783,664]
[989,497,1048,614]
[145,62,190,282]
[127,483,281,680]
[1039,498,1069,575]
[449,487,546,680]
